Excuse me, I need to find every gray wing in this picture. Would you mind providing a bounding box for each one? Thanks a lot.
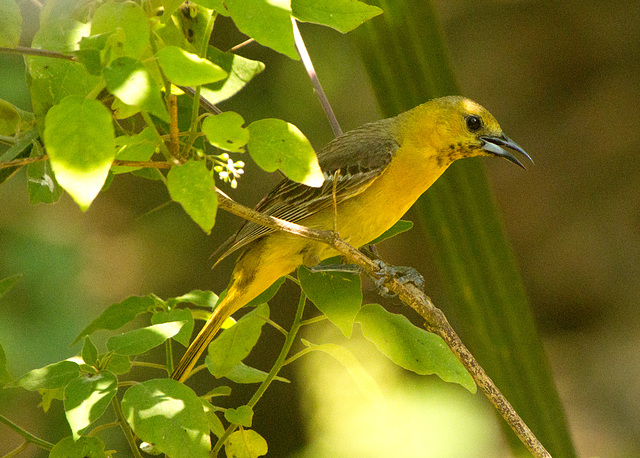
[212,118,400,266]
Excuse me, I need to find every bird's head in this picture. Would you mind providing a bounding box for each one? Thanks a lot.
[400,96,533,169]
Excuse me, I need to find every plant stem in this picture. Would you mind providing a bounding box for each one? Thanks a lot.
[0,46,75,61]
[211,291,307,455]
[0,413,54,451]
[111,397,143,458]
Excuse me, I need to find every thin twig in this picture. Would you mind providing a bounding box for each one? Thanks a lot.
[0,413,54,451]
[0,46,76,61]
[111,397,143,458]
[0,156,173,170]
[291,18,342,137]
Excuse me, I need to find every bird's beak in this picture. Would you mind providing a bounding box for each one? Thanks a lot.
[480,134,533,169]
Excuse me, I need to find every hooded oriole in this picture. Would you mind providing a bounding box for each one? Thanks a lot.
[171,96,531,382]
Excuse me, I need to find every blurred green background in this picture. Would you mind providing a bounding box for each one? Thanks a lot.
[1,0,639,456]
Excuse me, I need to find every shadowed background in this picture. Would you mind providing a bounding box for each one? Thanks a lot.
[1,0,639,456]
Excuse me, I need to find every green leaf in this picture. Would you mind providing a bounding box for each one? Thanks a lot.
[201,46,265,105]
[356,304,475,392]
[0,99,20,135]
[91,1,150,59]
[112,127,157,174]
[81,337,98,366]
[73,295,155,344]
[201,399,225,437]
[205,303,269,378]
[39,386,64,412]
[167,160,218,234]
[298,267,362,337]
[368,219,413,245]
[106,321,185,356]
[0,343,12,385]
[225,0,297,59]
[151,309,194,347]
[28,143,64,204]
[170,289,219,309]
[225,428,268,458]
[0,273,22,299]
[103,57,169,122]
[43,95,115,211]
[202,112,249,153]
[292,0,382,33]
[0,0,22,47]
[156,46,227,86]
[64,371,117,439]
[302,339,384,407]
[121,379,210,458]
[224,405,253,427]
[160,0,186,23]
[10,360,80,391]
[245,277,285,308]
[105,353,131,375]
[223,362,289,384]
[50,436,108,458]
[202,385,232,399]
[247,118,323,187]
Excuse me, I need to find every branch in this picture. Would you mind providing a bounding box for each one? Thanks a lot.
[0,413,54,451]
[214,189,551,458]
[0,46,76,61]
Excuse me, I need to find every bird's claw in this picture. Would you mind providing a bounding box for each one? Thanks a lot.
[372,260,425,297]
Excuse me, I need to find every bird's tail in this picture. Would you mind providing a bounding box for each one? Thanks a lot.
[171,288,240,382]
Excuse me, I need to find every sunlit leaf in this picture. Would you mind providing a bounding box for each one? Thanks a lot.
[223,362,289,384]
[156,46,227,86]
[202,112,249,153]
[112,127,156,174]
[0,0,22,47]
[224,404,253,427]
[201,399,225,437]
[169,289,219,309]
[0,99,20,135]
[167,160,218,234]
[81,337,98,366]
[356,304,475,392]
[293,0,382,33]
[49,436,108,458]
[247,118,323,187]
[205,303,269,378]
[225,428,268,458]
[10,360,80,391]
[122,379,210,458]
[151,309,194,347]
[106,321,185,356]
[298,267,361,337]
[64,371,117,439]
[43,95,115,210]
[73,295,155,344]
[91,1,150,59]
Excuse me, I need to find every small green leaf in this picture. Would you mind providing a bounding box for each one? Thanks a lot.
[201,399,225,437]
[112,127,156,174]
[43,95,115,211]
[0,99,20,135]
[368,219,413,245]
[39,387,64,412]
[201,46,265,105]
[105,353,131,375]
[202,112,249,153]
[202,385,232,399]
[0,343,12,385]
[27,144,63,204]
[0,273,22,299]
[10,360,80,391]
[224,405,253,427]
[302,339,384,407]
[91,1,150,59]
[225,0,297,59]
[167,160,218,234]
[81,337,98,366]
[122,379,210,458]
[156,46,227,86]
[298,267,362,337]
[247,118,323,187]
[106,321,185,356]
[225,428,268,458]
[170,289,219,309]
[0,0,22,47]
[356,304,476,392]
[104,57,169,122]
[50,436,108,458]
[64,371,117,439]
[292,0,382,33]
[205,303,269,378]
[223,362,289,384]
[73,295,155,344]
[151,309,194,347]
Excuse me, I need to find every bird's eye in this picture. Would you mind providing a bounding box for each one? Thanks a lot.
[465,115,482,132]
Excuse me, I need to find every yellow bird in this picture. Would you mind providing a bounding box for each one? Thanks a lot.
[171,96,531,382]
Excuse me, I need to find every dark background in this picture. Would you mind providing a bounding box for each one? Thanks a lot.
[1,1,639,456]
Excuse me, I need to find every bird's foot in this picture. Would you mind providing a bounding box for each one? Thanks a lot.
[372,260,425,297]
